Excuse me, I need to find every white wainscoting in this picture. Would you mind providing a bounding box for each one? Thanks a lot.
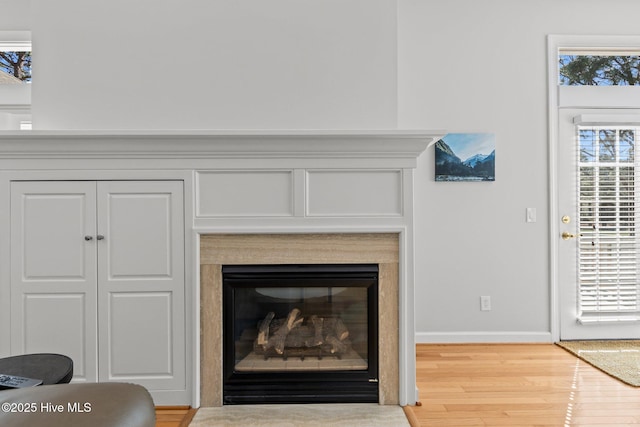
[306,170,403,217]
[196,170,295,217]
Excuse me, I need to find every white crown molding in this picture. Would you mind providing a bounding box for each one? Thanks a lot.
[0,130,444,161]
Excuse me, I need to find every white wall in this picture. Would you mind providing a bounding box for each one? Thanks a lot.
[30,0,397,130]
[0,111,29,130]
[0,0,29,29]
[0,113,9,129]
[399,0,640,342]
[15,0,640,342]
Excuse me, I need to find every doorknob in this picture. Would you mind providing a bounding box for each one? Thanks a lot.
[84,236,93,241]
[96,235,105,241]
[562,231,578,240]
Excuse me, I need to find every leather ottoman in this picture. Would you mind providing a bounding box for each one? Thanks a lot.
[0,382,155,427]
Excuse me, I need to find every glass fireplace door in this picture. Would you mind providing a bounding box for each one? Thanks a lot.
[222,264,378,404]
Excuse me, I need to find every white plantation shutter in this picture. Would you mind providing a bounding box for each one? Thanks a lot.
[577,125,640,322]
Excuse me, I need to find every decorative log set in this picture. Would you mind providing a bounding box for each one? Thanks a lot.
[255,308,351,359]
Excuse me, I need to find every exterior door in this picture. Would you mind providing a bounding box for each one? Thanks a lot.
[558,109,640,339]
[96,181,185,391]
[10,181,98,382]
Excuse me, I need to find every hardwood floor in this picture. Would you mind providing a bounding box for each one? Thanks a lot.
[155,406,196,427]
[156,343,640,426]
[407,343,640,426]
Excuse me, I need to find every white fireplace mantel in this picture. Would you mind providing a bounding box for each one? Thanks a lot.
[0,130,443,163]
[0,130,444,407]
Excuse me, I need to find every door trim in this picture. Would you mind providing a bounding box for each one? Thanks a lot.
[548,35,640,342]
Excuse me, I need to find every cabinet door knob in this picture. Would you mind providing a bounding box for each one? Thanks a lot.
[84,236,93,241]
[96,235,105,241]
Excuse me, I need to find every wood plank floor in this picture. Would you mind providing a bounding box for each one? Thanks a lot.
[156,343,640,426]
[408,343,640,426]
[155,406,196,427]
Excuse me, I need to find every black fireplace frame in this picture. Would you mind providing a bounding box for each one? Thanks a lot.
[222,264,379,404]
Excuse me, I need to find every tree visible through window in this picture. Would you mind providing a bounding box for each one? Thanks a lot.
[0,51,31,83]
[559,55,640,86]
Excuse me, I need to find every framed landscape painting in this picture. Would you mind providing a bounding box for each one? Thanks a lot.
[434,133,495,182]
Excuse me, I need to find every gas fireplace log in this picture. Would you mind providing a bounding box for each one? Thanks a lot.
[334,318,349,341]
[254,310,353,356]
[325,334,348,354]
[257,311,275,347]
[285,325,314,348]
[323,318,349,341]
[286,308,303,330]
[309,315,324,347]
[265,334,284,355]
[266,308,303,354]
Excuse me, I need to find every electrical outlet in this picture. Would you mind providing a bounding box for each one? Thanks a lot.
[480,296,491,311]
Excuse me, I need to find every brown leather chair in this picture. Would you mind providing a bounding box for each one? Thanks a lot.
[0,382,156,427]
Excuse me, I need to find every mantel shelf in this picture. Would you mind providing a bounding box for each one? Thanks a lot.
[0,130,444,160]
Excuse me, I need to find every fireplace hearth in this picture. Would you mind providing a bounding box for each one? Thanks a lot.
[222,264,379,404]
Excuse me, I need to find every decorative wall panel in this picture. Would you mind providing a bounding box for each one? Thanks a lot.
[197,171,294,217]
[306,170,402,217]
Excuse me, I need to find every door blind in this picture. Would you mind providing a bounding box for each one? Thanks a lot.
[577,126,640,322]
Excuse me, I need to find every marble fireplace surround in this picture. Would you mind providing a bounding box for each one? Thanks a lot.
[200,233,399,406]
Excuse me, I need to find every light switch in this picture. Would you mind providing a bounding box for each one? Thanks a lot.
[526,208,536,223]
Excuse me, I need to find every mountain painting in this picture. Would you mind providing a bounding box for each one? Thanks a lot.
[435,133,495,182]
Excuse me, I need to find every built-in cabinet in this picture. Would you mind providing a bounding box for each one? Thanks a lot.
[10,180,185,394]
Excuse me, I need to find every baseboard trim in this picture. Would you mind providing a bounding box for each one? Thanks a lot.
[416,331,553,343]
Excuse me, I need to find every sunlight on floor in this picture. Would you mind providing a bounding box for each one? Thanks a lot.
[564,358,581,427]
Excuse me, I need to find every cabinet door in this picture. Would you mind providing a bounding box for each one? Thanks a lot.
[96,181,185,391]
[10,181,98,382]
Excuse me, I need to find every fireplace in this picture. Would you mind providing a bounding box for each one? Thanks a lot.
[222,264,379,404]
[200,233,400,406]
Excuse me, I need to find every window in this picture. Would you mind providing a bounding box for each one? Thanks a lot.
[0,34,31,84]
[559,52,640,86]
[577,126,640,320]
[0,50,31,83]
[0,32,32,130]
